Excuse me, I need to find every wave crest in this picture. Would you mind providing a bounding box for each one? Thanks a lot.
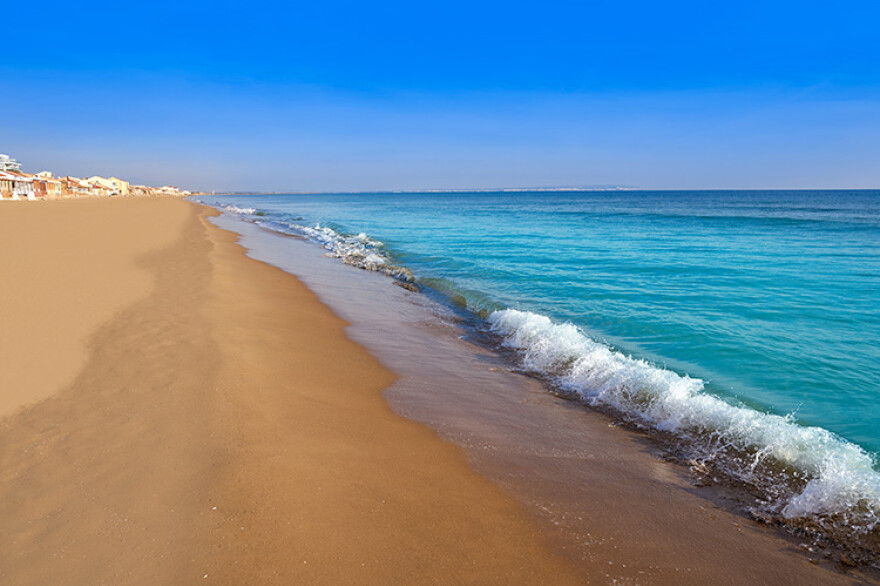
[487,309,880,548]
[223,205,257,215]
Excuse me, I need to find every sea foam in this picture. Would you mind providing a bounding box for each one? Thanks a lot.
[283,223,414,282]
[487,309,880,543]
[223,204,257,215]
[218,204,413,282]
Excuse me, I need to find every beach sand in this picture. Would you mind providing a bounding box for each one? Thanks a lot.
[0,197,873,585]
[0,198,579,584]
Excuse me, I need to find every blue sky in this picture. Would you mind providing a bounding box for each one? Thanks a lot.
[3,0,879,191]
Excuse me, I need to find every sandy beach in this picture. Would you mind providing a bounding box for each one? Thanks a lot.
[0,197,874,585]
[0,197,579,584]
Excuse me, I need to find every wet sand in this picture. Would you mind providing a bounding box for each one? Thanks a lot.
[0,196,874,585]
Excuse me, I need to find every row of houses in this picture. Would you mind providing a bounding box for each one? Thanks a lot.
[0,154,193,201]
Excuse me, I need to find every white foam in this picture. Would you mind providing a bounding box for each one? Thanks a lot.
[223,205,257,215]
[487,309,880,535]
[212,200,414,282]
[267,221,414,282]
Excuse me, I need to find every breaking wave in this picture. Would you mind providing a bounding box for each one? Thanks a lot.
[223,204,257,215]
[486,309,880,553]
[290,223,414,281]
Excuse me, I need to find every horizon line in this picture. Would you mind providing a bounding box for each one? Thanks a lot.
[199,186,879,196]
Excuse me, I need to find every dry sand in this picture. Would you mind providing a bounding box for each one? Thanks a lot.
[0,198,580,584]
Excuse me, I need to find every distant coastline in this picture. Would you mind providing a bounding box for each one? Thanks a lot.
[207,186,879,196]
[209,186,631,196]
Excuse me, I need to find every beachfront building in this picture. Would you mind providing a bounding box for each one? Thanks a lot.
[33,177,47,198]
[0,171,36,200]
[1,164,193,199]
[0,171,15,199]
[0,154,23,172]
[88,175,130,196]
[62,176,93,197]
[14,172,36,200]
[129,184,150,196]
[155,185,191,196]
[47,177,63,197]
[35,172,63,198]
[108,177,130,196]
[87,176,117,195]
[86,180,112,197]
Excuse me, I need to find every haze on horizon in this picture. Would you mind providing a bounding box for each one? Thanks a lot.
[2,0,879,193]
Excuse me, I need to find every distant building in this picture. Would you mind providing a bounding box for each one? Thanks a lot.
[0,171,35,200]
[86,179,112,197]
[157,185,190,196]
[62,176,92,197]
[107,176,130,196]
[34,172,63,198]
[88,175,130,196]
[0,154,23,172]
[87,176,116,195]
[1,163,194,199]
[0,171,15,199]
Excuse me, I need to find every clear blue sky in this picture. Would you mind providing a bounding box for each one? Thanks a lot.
[3,0,879,191]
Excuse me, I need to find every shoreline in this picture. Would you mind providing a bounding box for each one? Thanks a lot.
[203,192,880,567]
[210,204,880,584]
[0,196,875,584]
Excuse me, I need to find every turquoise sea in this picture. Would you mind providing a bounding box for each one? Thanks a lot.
[200,189,880,547]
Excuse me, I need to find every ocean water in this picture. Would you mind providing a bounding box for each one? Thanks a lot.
[200,189,880,551]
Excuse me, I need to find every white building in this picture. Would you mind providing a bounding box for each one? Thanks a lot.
[0,154,23,172]
[0,171,34,200]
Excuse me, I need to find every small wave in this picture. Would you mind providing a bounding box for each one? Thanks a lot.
[487,309,880,551]
[224,205,257,215]
[264,219,413,282]
[295,224,413,281]
[215,204,414,282]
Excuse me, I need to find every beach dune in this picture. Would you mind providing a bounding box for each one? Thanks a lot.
[0,198,579,584]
